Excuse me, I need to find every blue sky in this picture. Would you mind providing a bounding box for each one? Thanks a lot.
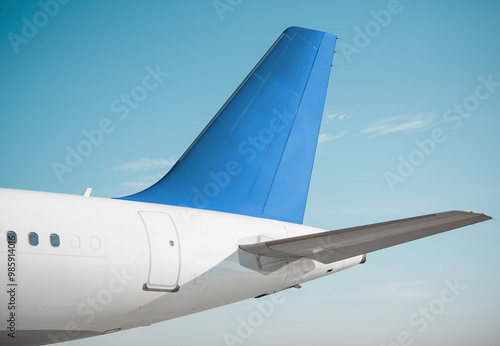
[1,0,499,345]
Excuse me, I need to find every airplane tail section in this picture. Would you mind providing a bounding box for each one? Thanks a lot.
[119,27,336,224]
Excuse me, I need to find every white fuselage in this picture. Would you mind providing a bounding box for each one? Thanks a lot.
[0,188,363,346]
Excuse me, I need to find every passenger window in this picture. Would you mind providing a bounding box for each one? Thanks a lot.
[50,234,60,247]
[29,232,39,246]
[71,235,81,248]
[7,231,17,244]
[91,236,100,250]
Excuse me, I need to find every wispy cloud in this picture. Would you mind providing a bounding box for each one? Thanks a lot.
[358,113,437,137]
[324,112,352,122]
[120,172,166,191]
[318,131,350,143]
[113,158,176,172]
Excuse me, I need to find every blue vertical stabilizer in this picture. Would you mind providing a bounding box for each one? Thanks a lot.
[119,27,336,224]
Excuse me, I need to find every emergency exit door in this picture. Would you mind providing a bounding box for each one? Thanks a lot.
[139,212,180,292]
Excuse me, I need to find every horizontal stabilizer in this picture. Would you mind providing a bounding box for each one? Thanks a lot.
[240,211,491,265]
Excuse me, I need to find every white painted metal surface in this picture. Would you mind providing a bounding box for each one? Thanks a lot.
[139,212,180,291]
